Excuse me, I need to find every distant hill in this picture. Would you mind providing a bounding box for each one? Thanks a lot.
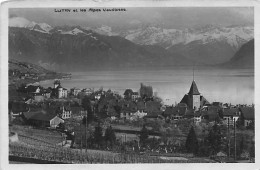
[9,59,53,75]
[9,27,191,72]
[8,59,70,87]
[222,39,254,68]
[9,59,67,100]
[167,40,236,64]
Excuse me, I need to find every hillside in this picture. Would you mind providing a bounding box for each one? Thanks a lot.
[222,39,254,68]
[9,59,70,82]
[9,59,53,75]
[9,59,71,101]
[9,27,191,72]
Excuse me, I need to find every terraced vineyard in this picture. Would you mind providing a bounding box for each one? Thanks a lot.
[10,125,63,145]
[9,125,215,163]
[10,142,214,163]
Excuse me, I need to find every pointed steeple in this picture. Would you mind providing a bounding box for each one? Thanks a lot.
[188,80,200,95]
[193,65,194,81]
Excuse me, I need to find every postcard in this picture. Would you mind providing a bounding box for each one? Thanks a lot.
[1,0,259,170]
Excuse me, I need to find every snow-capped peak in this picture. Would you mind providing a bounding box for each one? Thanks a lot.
[124,25,254,49]
[60,28,86,35]
[26,21,37,29]
[9,17,52,33]
[9,17,31,28]
[38,23,52,32]
[94,25,118,36]
[71,28,84,34]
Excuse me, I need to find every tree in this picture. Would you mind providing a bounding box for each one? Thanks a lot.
[218,109,223,119]
[139,125,149,146]
[114,105,122,118]
[250,140,255,159]
[185,126,199,154]
[247,120,254,130]
[238,137,245,157]
[207,124,222,155]
[82,96,94,124]
[237,109,245,128]
[57,122,65,131]
[153,96,163,104]
[93,123,103,149]
[104,125,116,148]
[82,116,87,126]
[124,89,133,100]
[197,139,209,157]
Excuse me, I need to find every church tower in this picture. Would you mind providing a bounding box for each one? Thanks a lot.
[188,80,200,111]
[54,80,60,89]
[180,68,209,110]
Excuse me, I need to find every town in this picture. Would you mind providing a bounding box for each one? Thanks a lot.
[9,77,255,163]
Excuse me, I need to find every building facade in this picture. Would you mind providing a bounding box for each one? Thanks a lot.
[57,86,68,98]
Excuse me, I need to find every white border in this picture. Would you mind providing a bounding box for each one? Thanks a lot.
[1,1,259,170]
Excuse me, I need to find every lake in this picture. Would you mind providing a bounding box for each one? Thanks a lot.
[39,67,254,105]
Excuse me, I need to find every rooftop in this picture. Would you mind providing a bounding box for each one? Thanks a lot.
[240,107,254,119]
[11,102,29,113]
[223,108,239,116]
[164,106,187,116]
[23,110,57,121]
[188,80,200,95]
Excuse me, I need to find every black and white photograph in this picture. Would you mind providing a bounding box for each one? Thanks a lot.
[1,1,258,167]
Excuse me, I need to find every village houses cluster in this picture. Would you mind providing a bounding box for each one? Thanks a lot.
[9,79,254,130]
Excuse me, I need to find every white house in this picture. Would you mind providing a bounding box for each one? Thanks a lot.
[58,106,72,119]
[50,116,65,128]
[95,93,102,100]
[132,92,140,101]
[132,110,147,119]
[194,115,202,124]
[223,108,240,126]
[82,88,94,96]
[57,85,68,98]
[71,87,81,96]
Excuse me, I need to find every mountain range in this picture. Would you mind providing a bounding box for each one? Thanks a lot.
[122,25,253,64]
[222,39,254,68]
[9,17,52,33]
[8,17,254,71]
[85,24,253,64]
[9,26,190,71]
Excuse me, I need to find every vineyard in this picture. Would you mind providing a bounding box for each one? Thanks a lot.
[10,125,64,145]
[9,125,215,163]
[10,142,215,163]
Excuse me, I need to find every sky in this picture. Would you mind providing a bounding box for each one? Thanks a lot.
[9,7,254,29]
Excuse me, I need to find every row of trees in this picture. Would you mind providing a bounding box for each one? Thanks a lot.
[86,124,117,150]
[185,124,255,159]
[185,125,222,156]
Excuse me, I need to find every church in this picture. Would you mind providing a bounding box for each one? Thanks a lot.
[180,80,209,111]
